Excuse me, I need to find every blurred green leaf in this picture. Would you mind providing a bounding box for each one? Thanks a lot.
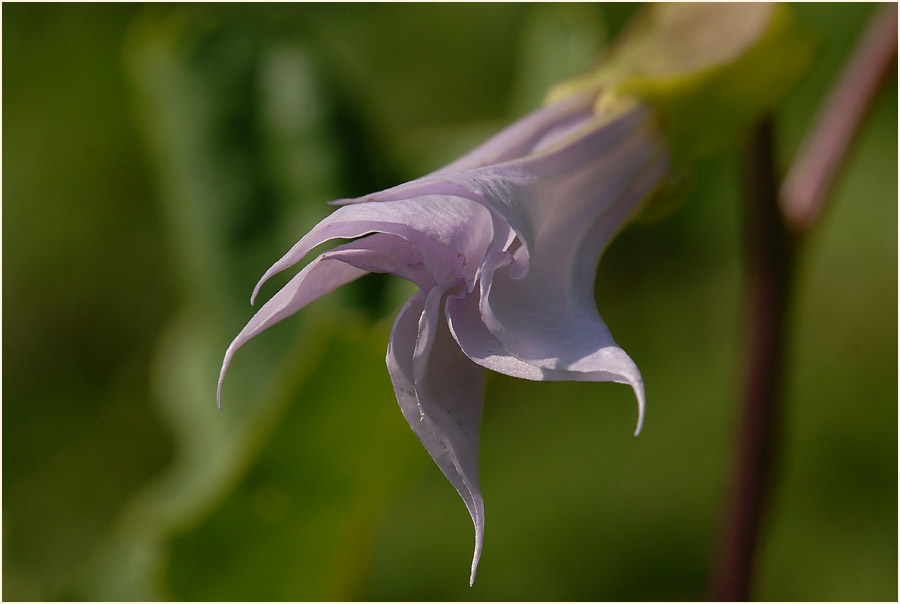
[76,8,392,599]
[165,316,419,601]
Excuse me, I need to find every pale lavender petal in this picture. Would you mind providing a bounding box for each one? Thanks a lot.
[220,234,426,408]
[251,197,493,303]
[446,286,630,384]
[339,179,516,268]
[331,106,654,279]
[329,174,531,264]
[386,284,487,585]
[474,149,669,435]
[457,105,659,271]
[342,107,663,435]
[333,95,596,204]
[328,233,433,290]
[429,93,595,174]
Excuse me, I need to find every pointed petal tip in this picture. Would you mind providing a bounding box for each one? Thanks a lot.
[249,266,279,306]
[469,552,480,587]
[249,283,262,306]
[631,379,646,437]
[216,370,225,411]
[217,346,235,412]
[469,516,483,587]
[216,378,224,411]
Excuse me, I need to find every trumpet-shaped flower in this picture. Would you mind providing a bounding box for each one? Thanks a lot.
[218,92,668,584]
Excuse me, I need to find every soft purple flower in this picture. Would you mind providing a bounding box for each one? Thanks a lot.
[218,93,668,584]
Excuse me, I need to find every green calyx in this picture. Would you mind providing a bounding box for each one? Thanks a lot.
[548,3,814,167]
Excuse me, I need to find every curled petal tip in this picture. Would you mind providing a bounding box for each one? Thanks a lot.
[218,348,234,412]
[632,381,646,437]
[469,522,483,587]
[250,270,275,306]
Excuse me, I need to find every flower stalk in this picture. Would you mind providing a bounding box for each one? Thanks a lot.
[711,117,793,601]
[781,3,898,236]
[711,6,897,600]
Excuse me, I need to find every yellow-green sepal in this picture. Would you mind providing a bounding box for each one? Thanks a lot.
[548,4,814,167]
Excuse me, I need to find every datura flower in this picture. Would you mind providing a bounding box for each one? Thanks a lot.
[217,1,813,586]
[218,92,668,584]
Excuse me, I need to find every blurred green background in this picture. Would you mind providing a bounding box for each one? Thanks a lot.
[3,3,896,601]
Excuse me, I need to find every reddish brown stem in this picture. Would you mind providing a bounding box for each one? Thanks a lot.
[781,3,898,235]
[710,118,793,602]
[710,5,897,601]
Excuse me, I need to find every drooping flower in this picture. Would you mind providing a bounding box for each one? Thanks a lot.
[216,1,816,586]
[218,92,668,584]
